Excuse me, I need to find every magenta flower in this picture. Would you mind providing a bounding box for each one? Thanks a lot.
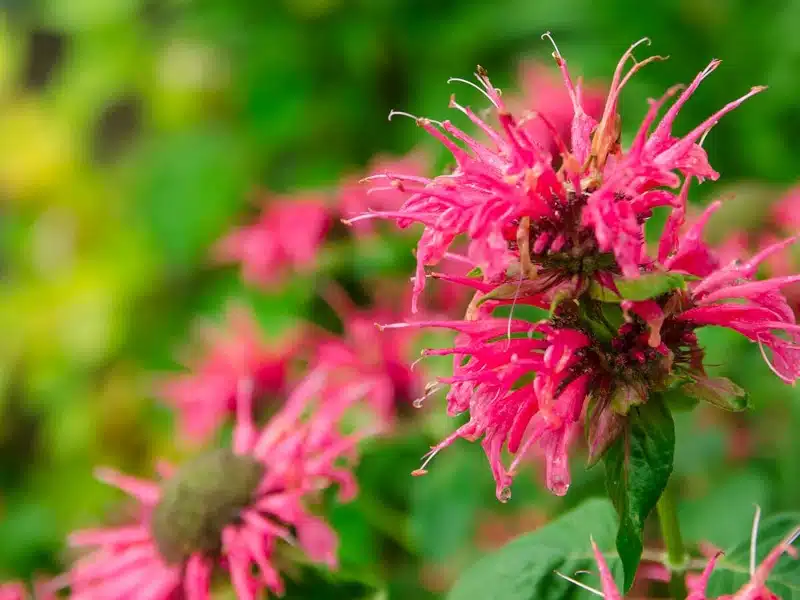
[159,306,298,443]
[214,194,331,287]
[349,37,763,312]
[383,312,595,499]
[68,370,364,599]
[660,202,800,382]
[0,583,26,600]
[385,213,800,499]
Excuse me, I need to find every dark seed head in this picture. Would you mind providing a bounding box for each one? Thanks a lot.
[150,448,265,564]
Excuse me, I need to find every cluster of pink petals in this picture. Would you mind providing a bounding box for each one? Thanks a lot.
[584,525,799,599]
[0,583,26,600]
[214,194,331,287]
[312,287,422,427]
[68,369,365,600]
[383,315,591,500]
[380,194,800,499]
[159,306,298,443]
[659,201,800,382]
[351,38,764,312]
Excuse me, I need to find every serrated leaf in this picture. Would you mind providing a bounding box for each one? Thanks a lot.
[682,376,749,412]
[447,499,621,600]
[704,512,800,598]
[604,395,675,591]
[614,271,685,301]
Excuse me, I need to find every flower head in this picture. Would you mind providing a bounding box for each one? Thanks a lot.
[214,194,331,287]
[159,305,298,443]
[349,37,764,312]
[68,371,364,599]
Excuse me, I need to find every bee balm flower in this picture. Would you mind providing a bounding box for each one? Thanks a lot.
[159,306,298,443]
[349,38,764,313]
[67,371,365,599]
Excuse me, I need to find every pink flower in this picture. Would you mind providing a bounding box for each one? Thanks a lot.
[339,151,427,237]
[67,370,364,599]
[349,37,764,312]
[214,194,331,286]
[313,286,422,427]
[771,185,800,234]
[666,207,800,382]
[0,583,26,600]
[159,306,298,443]
[382,311,594,500]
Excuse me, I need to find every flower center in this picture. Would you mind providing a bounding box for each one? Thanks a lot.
[151,448,265,564]
[506,191,619,281]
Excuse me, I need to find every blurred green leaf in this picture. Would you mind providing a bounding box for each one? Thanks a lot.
[133,129,251,269]
[680,469,772,549]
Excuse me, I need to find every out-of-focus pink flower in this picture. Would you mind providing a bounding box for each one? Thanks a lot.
[771,186,800,234]
[0,583,26,600]
[350,38,764,312]
[159,306,298,443]
[67,370,365,599]
[214,194,331,286]
[339,151,427,237]
[314,287,422,427]
[516,61,604,157]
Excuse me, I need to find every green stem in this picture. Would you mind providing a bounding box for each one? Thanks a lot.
[657,484,688,598]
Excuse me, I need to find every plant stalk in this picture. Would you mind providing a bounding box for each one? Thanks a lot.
[656,484,688,598]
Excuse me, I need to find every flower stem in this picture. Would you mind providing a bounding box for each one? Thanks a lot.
[657,483,688,598]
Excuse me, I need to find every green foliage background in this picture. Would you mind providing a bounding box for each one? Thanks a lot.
[1,0,799,597]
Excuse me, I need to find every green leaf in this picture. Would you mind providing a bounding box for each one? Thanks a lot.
[466,266,483,278]
[604,395,675,591]
[614,271,685,301]
[681,375,749,412]
[447,499,621,600]
[704,512,800,598]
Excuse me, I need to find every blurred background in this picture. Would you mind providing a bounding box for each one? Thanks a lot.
[1,0,800,597]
